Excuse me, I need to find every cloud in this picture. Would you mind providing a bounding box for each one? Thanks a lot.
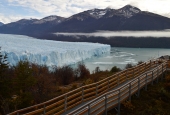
[55,30,170,38]
[0,14,41,24]
[0,0,170,23]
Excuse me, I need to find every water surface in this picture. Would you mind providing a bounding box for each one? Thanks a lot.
[80,47,170,72]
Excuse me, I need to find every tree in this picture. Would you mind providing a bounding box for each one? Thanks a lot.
[137,61,144,65]
[54,65,74,85]
[31,64,56,103]
[0,47,9,79]
[125,63,133,69]
[77,62,90,79]
[13,61,36,109]
[0,47,11,115]
[95,67,100,73]
[110,66,121,73]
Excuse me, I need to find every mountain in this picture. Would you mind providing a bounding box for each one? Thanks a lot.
[0,22,4,26]
[0,16,65,36]
[51,5,170,32]
[0,5,170,36]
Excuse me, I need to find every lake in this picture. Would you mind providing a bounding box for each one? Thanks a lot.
[76,47,170,72]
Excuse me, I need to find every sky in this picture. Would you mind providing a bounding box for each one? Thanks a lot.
[0,0,170,24]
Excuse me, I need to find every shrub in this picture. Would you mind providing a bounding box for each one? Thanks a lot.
[137,61,144,65]
[0,47,9,79]
[94,67,100,73]
[54,65,74,85]
[125,63,133,69]
[13,61,36,108]
[122,101,135,111]
[76,62,90,79]
[71,83,78,90]
[110,66,121,73]
[84,78,93,85]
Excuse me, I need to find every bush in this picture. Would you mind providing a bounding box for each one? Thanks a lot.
[0,47,9,79]
[137,61,144,65]
[84,78,93,85]
[94,67,100,73]
[164,75,170,91]
[54,65,74,85]
[110,66,121,73]
[125,63,133,69]
[76,62,90,79]
[13,61,36,108]
[31,64,57,103]
[122,101,135,111]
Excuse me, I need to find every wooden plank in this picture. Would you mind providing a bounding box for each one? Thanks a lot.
[46,104,64,114]
[24,108,43,115]
[83,87,96,94]
[67,97,82,106]
[45,99,65,110]
[67,91,82,100]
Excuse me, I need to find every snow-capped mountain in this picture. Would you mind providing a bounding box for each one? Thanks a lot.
[116,5,141,18]
[33,15,65,24]
[0,22,3,26]
[15,19,38,25]
[66,8,111,21]
[87,8,109,19]
[67,5,141,21]
[0,5,170,36]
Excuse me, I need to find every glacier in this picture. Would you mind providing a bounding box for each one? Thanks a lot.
[0,34,110,67]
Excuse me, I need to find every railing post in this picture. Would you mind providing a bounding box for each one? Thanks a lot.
[138,78,140,97]
[126,71,128,81]
[161,64,164,81]
[64,95,67,112]
[156,67,159,83]
[105,95,108,115]
[43,104,46,114]
[145,73,147,91]
[129,83,131,101]
[117,75,119,85]
[118,89,121,115]
[88,104,91,115]
[96,83,98,96]
[151,71,154,85]
[108,79,110,90]
[82,87,84,101]
[138,66,140,74]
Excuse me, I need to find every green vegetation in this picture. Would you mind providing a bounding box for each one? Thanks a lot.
[108,72,170,115]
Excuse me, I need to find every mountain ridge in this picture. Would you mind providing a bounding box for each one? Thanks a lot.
[0,5,170,37]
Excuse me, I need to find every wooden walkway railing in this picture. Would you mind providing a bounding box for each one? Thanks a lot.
[8,59,166,115]
[68,60,167,115]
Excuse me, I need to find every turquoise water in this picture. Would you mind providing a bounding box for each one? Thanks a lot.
[81,47,170,72]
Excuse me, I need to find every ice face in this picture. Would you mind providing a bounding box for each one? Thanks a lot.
[0,34,111,67]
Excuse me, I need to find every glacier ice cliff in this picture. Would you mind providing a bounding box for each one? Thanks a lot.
[0,34,110,67]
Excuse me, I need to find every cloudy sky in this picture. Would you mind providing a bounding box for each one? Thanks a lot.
[0,0,170,24]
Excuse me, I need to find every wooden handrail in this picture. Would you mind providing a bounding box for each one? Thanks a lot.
[68,60,167,115]
[8,59,164,115]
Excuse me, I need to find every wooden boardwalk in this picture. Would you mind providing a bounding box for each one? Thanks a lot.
[8,59,167,115]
